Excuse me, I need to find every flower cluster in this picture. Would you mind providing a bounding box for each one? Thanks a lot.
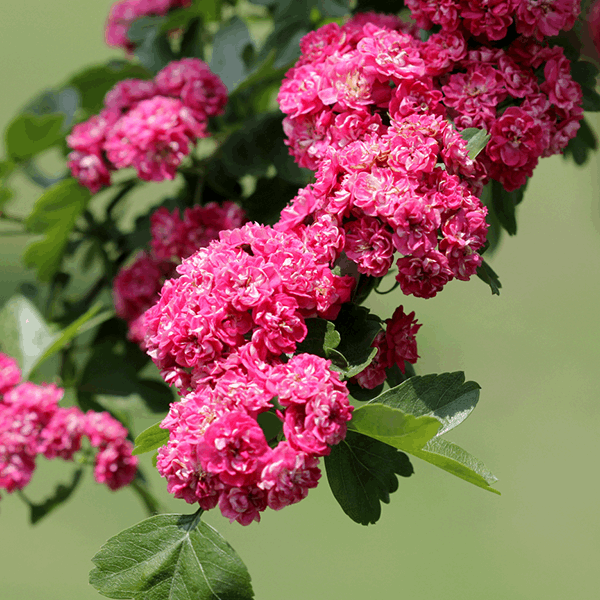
[0,353,138,499]
[279,9,583,191]
[144,223,356,524]
[106,0,192,52]
[278,115,489,298]
[67,58,228,191]
[353,306,421,389]
[113,201,246,344]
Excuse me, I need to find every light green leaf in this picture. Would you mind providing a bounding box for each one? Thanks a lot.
[5,113,65,163]
[133,422,170,456]
[28,304,114,378]
[0,295,55,379]
[348,403,440,452]
[210,17,254,92]
[90,512,254,600]
[23,178,91,281]
[373,372,480,437]
[460,127,491,159]
[409,437,500,495]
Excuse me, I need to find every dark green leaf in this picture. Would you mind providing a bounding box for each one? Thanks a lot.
[130,472,164,516]
[564,117,598,166]
[570,60,599,89]
[347,381,384,402]
[0,295,55,379]
[372,372,480,437]
[129,16,177,74]
[256,410,283,442]
[477,258,502,295]
[295,318,340,357]
[66,62,151,115]
[23,178,91,282]
[210,17,254,92]
[490,179,527,236]
[460,127,490,159]
[133,422,170,456]
[582,86,600,112]
[90,512,254,600]
[325,430,413,525]
[5,114,65,163]
[348,403,440,452]
[29,468,84,525]
[242,175,299,224]
[409,437,500,495]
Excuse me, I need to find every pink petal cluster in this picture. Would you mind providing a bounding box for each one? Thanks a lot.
[353,307,421,389]
[278,114,489,298]
[145,223,356,524]
[113,202,246,345]
[406,0,579,43]
[105,0,192,52]
[67,58,228,191]
[0,356,137,499]
[279,10,583,193]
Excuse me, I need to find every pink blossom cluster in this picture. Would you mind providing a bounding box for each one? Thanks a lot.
[353,306,421,389]
[277,113,489,298]
[143,223,357,524]
[0,353,138,499]
[113,201,246,344]
[278,10,583,192]
[590,0,600,57]
[67,58,228,191]
[105,0,192,52]
[406,0,579,43]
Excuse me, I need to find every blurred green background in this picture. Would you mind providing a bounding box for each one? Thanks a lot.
[1,2,599,599]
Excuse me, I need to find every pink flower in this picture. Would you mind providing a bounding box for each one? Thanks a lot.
[516,0,579,41]
[344,216,395,277]
[395,250,453,299]
[0,352,21,395]
[94,440,138,490]
[384,306,421,370]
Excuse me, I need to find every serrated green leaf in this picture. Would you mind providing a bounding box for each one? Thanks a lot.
[477,258,502,295]
[133,422,170,456]
[409,437,500,495]
[460,127,491,159]
[325,430,413,525]
[349,403,440,452]
[90,512,254,600]
[5,113,65,163]
[0,295,55,379]
[29,468,84,525]
[23,178,91,281]
[373,372,480,437]
[28,304,114,378]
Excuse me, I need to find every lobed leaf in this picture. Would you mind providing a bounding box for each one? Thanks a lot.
[325,430,414,525]
[373,372,480,437]
[90,512,254,600]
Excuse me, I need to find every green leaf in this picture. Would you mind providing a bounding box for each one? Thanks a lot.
[409,437,500,495]
[90,512,254,600]
[23,178,91,282]
[582,86,600,112]
[460,127,491,159]
[0,295,55,379]
[29,468,84,525]
[210,17,254,92]
[476,258,502,295]
[325,430,413,525]
[128,16,177,74]
[133,422,170,456]
[373,372,480,437]
[348,403,440,452]
[5,113,65,163]
[28,304,114,378]
[66,62,151,115]
[490,179,527,236]
[256,410,283,443]
[295,318,340,356]
[563,117,598,166]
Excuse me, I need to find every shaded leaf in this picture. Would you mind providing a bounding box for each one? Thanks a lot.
[409,437,500,495]
[90,512,254,600]
[210,17,254,92]
[29,468,84,525]
[133,422,170,456]
[5,114,65,163]
[490,179,527,236]
[325,430,413,525]
[256,410,283,443]
[128,16,177,74]
[563,117,598,166]
[372,372,480,437]
[477,258,502,295]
